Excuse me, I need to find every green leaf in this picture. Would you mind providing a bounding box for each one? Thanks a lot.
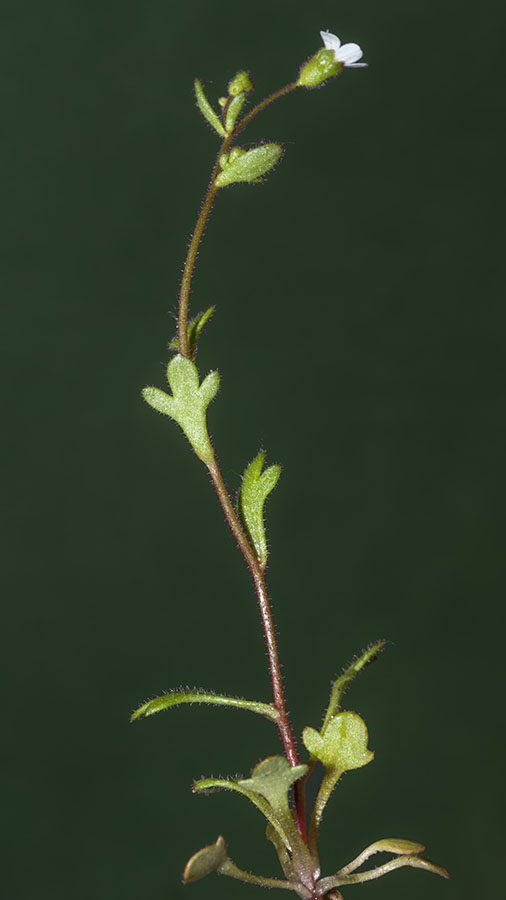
[335,838,427,879]
[265,823,294,880]
[215,143,283,188]
[319,853,449,891]
[236,757,315,881]
[182,833,301,893]
[193,774,293,851]
[225,93,246,133]
[237,756,308,813]
[322,641,385,733]
[142,354,219,465]
[194,79,226,137]
[169,306,215,356]
[238,451,281,567]
[194,757,308,857]
[183,836,228,883]
[130,689,278,723]
[303,712,373,772]
[305,713,374,852]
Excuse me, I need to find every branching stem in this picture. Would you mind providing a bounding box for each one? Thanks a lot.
[176,81,307,842]
[177,82,297,358]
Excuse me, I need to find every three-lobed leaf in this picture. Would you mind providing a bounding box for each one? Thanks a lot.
[238,451,281,567]
[142,354,219,464]
[303,711,373,772]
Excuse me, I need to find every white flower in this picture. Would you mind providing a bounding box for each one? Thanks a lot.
[320,30,367,68]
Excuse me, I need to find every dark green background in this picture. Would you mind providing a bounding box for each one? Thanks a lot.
[4,2,504,898]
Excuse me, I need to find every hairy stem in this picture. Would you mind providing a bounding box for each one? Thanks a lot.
[177,81,307,843]
[207,457,307,841]
[234,82,298,136]
[177,82,298,357]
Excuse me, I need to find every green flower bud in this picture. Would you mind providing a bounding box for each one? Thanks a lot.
[297,48,342,88]
[228,71,254,96]
[215,143,283,188]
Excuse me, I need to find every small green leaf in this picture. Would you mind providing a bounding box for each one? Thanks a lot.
[305,713,374,852]
[322,641,385,733]
[142,354,219,465]
[237,757,315,880]
[169,305,215,355]
[237,756,308,813]
[194,79,226,137]
[335,838,427,880]
[130,689,278,722]
[195,759,316,890]
[225,93,246,133]
[238,451,281,567]
[193,774,292,851]
[215,143,283,188]
[265,823,294,880]
[303,712,373,772]
[183,836,228,883]
[319,853,449,891]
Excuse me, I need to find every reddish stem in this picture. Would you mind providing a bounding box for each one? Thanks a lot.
[177,82,307,841]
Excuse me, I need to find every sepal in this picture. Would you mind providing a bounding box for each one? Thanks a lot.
[298,49,342,88]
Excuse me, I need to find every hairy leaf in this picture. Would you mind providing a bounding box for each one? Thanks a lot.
[169,305,215,356]
[194,79,226,136]
[238,451,281,567]
[215,143,283,187]
[142,354,219,464]
[322,641,385,732]
[303,712,373,772]
[131,689,277,722]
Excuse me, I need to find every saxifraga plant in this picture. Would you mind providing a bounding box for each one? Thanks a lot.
[132,29,449,900]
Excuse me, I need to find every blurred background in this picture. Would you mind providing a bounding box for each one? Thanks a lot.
[4,2,504,898]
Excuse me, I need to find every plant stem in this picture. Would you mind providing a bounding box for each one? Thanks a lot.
[234,82,298,136]
[176,81,307,843]
[177,82,298,358]
[177,136,231,358]
[207,460,297,762]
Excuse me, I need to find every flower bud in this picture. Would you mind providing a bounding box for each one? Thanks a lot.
[297,48,342,88]
[215,143,283,188]
[228,71,254,96]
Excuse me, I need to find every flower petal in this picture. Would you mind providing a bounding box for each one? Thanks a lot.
[320,30,341,52]
[336,42,364,66]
